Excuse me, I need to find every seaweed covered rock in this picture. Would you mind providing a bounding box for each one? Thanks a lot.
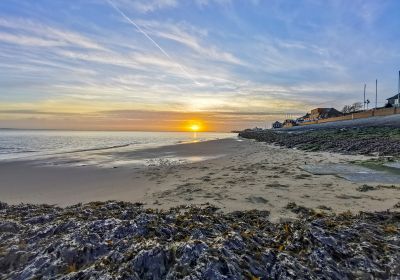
[239,127,400,156]
[0,201,399,279]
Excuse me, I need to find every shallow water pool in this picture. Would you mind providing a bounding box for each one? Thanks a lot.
[302,163,400,184]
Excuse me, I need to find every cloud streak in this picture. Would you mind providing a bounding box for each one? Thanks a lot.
[0,17,104,50]
[107,0,200,85]
[113,0,178,13]
[136,20,245,65]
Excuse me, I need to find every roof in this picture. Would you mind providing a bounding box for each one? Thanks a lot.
[326,108,341,116]
[311,108,342,118]
[387,94,400,101]
[283,119,296,123]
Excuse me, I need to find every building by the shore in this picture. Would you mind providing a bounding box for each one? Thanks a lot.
[272,121,283,129]
[292,108,342,124]
[386,94,400,107]
[282,119,296,128]
[269,92,400,129]
[308,108,342,120]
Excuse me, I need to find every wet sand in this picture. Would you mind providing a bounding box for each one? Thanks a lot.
[0,138,399,221]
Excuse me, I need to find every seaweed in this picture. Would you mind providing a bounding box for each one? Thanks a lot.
[239,127,400,157]
[1,201,399,279]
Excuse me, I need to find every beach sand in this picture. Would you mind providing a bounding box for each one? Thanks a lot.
[0,138,399,221]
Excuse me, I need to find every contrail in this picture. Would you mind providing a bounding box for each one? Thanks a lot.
[106,0,201,86]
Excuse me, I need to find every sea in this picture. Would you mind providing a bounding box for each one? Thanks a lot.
[0,130,234,167]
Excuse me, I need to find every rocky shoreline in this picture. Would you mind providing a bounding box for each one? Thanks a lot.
[1,201,399,279]
[239,127,400,157]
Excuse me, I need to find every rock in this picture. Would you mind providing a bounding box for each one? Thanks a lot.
[239,127,400,157]
[0,201,399,279]
[0,221,20,233]
[357,185,376,192]
[132,247,172,279]
[285,202,314,216]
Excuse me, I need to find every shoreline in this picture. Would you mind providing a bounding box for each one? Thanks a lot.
[0,130,234,163]
[1,134,400,279]
[1,138,399,222]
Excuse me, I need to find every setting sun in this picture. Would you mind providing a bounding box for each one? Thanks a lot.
[181,120,205,132]
[190,124,200,131]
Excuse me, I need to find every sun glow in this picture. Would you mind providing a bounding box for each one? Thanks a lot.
[180,120,206,132]
[190,124,200,131]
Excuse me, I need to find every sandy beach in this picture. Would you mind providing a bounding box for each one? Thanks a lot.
[1,138,399,222]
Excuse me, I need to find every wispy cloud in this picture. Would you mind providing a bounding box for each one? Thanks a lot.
[0,17,105,50]
[0,31,64,47]
[136,20,245,65]
[195,0,232,8]
[1,0,399,130]
[112,0,178,13]
[107,0,200,85]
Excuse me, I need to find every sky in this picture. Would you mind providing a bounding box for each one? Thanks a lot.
[0,0,399,131]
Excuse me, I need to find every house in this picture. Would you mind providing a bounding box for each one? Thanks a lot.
[387,94,400,107]
[282,119,296,128]
[296,113,311,123]
[309,108,342,120]
[272,121,283,129]
[302,113,311,120]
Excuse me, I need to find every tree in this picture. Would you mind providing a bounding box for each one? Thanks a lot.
[352,102,363,112]
[342,105,352,114]
[342,102,363,114]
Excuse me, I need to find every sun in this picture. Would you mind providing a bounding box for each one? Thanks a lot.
[190,124,200,131]
[184,120,204,132]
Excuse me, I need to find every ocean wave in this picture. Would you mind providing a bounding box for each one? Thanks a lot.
[0,148,37,154]
[47,143,132,156]
[176,137,221,144]
[0,144,132,160]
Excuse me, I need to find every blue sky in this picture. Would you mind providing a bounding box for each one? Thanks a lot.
[0,0,399,131]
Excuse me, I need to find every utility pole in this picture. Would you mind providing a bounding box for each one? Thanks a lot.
[398,71,400,107]
[375,79,378,109]
[363,84,366,111]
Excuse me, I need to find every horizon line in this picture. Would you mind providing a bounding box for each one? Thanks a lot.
[0,128,232,133]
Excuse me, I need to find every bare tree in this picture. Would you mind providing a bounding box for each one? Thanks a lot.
[352,102,363,112]
[342,102,363,114]
[342,105,351,114]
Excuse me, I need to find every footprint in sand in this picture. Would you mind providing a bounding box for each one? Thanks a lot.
[317,205,332,211]
[266,175,281,179]
[294,174,312,179]
[265,183,289,189]
[203,193,215,198]
[336,194,364,199]
[246,196,268,204]
[200,176,211,182]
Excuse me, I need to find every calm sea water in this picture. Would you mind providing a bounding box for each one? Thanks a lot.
[0,130,234,166]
